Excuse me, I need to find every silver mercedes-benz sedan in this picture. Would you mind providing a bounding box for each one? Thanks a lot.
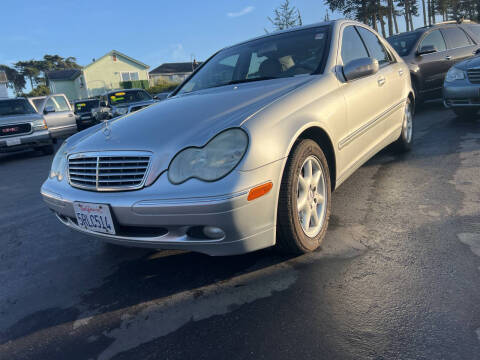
[41,19,414,256]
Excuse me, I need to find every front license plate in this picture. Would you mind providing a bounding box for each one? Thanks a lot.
[6,138,21,146]
[73,202,116,235]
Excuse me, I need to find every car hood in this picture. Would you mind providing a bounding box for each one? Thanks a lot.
[67,76,313,159]
[455,55,480,70]
[0,113,43,125]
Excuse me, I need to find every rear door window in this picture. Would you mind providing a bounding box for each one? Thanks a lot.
[442,27,472,49]
[419,30,446,52]
[356,27,392,65]
[341,26,369,64]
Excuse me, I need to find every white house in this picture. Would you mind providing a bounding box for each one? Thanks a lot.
[0,71,8,98]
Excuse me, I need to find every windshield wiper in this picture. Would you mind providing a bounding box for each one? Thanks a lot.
[225,77,276,86]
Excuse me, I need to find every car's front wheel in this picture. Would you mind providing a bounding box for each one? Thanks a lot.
[277,139,332,254]
[453,107,478,118]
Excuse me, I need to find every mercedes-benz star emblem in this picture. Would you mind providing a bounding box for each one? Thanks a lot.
[103,120,111,138]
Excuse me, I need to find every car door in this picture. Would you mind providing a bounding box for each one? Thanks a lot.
[415,29,450,92]
[43,95,76,138]
[441,26,478,67]
[338,25,397,172]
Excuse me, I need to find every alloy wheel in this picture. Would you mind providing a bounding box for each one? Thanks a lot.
[296,155,328,238]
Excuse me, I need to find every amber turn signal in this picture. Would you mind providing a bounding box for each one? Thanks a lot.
[247,182,273,201]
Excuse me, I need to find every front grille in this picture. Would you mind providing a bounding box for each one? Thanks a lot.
[68,152,151,191]
[467,69,480,84]
[0,123,31,137]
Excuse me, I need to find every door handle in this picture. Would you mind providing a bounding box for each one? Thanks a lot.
[377,76,386,86]
[68,114,74,117]
[398,69,404,76]
[445,55,452,60]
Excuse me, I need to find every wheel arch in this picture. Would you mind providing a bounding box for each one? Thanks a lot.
[290,126,337,191]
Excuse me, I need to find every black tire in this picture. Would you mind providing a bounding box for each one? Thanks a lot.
[276,139,332,254]
[453,107,478,118]
[393,98,414,153]
[40,144,54,155]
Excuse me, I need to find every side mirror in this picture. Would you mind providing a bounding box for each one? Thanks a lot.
[43,105,55,114]
[475,48,480,55]
[100,101,107,107]
[417,45,437,55]
[343,57,379,81]
[152,95,159,100]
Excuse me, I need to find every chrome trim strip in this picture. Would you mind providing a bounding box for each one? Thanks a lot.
[337,125,402,186]
[134,190,249,207]
[338,98,406,150]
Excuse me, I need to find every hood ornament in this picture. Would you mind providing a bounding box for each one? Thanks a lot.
[103,119,111,139]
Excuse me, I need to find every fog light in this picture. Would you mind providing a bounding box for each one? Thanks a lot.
[203,226,225,239]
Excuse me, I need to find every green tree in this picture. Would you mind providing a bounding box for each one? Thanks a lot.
[0,64,26,95]
[268,0,303,31]
[14,60,40,89]
[26,85,50,97]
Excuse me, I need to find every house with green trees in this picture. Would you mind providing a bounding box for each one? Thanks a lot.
[46,50,150,101]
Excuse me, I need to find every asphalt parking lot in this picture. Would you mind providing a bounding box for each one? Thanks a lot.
[1,101,480,360]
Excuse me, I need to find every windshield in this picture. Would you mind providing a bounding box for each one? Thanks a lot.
[74,100,99,114]
[387,32,422,56]
[108,90,152,105]
[0,99,37,116]
[31,98,45,112]
[177,26,330,95]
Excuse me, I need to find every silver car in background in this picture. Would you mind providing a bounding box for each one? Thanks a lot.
[443,55,480,117]
[41,20,414,256]
[29,94,77,138]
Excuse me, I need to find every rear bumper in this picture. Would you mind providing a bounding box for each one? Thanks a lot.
[443,83,480,108]
[40,159,285,256]
[0,130,52,152]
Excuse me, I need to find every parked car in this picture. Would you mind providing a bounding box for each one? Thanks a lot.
[41,19,413,256]
[0,97,54,155]
[73,99,100,130]
[387,20,480,102]
[29,94,77,138]
[94,89,156,120]
[443,54,480,117]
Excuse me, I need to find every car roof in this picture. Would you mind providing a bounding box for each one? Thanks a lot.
[389,20,478,38]
[74,98,99,102]
[106,88,145,94]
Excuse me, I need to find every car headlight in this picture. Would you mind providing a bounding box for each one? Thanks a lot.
[168,128,248,184]
[32,119,47,130]
[49,141,68,181]
[445,67,465,82]
[114,107,128,116]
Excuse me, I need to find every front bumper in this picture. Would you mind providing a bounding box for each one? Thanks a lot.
[0,130,52,152]
[443,82,480,108]
[41,159,285,256]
